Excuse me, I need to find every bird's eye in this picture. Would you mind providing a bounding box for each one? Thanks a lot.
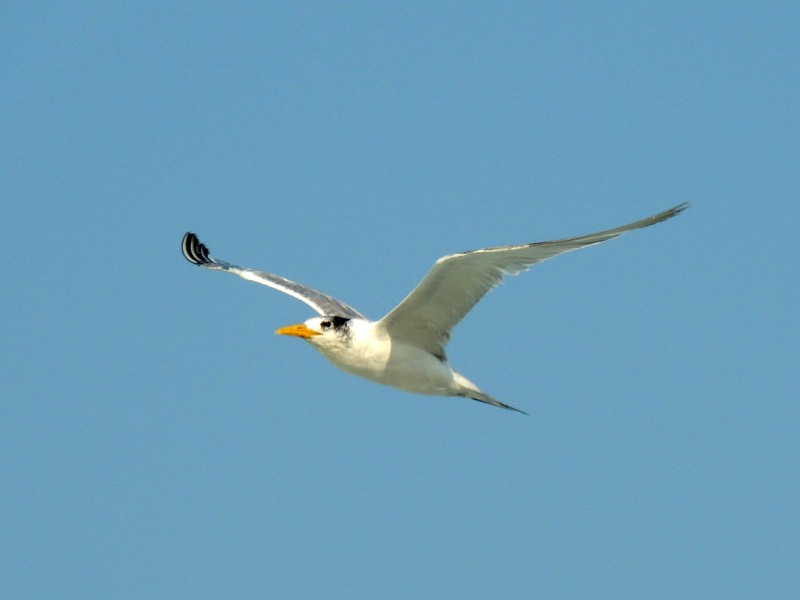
[320,320,331,329]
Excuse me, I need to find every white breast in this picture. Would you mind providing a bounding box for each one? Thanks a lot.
[315,320,459,396]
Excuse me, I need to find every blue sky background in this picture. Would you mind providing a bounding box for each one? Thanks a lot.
[3,3,798,598]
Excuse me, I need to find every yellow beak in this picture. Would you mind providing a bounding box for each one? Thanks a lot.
[275,323,321,339]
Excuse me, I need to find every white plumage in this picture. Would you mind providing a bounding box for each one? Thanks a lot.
[182,203,688,414]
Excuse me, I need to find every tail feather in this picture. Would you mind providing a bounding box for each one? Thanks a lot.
[453,372,528,415]
[468,389,529,416]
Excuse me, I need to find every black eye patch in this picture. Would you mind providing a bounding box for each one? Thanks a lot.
[330,316,350,330]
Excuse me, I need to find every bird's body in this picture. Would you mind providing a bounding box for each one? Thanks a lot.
[315,319,451,393]
[182,203,688,414]
[308,317,480,398]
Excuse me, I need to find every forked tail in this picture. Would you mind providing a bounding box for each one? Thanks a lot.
[453,373,528,415]
[468,389,529,415]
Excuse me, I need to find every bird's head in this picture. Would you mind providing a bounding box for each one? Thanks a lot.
[275,316,352,350]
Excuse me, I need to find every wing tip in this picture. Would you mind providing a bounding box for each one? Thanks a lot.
[619,201,690,234]
[656,201,691,222]
[182,232,213,266]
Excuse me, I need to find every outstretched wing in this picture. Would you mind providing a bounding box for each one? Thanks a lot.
[181,232,366,319]
[378,203,688,355]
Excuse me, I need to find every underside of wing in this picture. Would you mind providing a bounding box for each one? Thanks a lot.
[378,203,688,355]
[181,232,365,319]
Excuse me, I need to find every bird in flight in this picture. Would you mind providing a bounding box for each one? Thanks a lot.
[182,203,687,415]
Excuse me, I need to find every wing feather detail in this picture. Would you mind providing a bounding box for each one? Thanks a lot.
[181,232,365,319]
[377,203,688,355]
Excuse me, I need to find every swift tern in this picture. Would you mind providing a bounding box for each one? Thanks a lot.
[182,203,687,414]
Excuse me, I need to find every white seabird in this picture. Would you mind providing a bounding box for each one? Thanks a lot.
[182,203,688,414]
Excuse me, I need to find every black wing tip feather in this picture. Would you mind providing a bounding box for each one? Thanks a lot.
[634,201,690,231]
[661,201,691,220]
[182,232,213,266]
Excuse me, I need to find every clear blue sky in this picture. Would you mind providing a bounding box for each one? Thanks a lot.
[3,3,798,598]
